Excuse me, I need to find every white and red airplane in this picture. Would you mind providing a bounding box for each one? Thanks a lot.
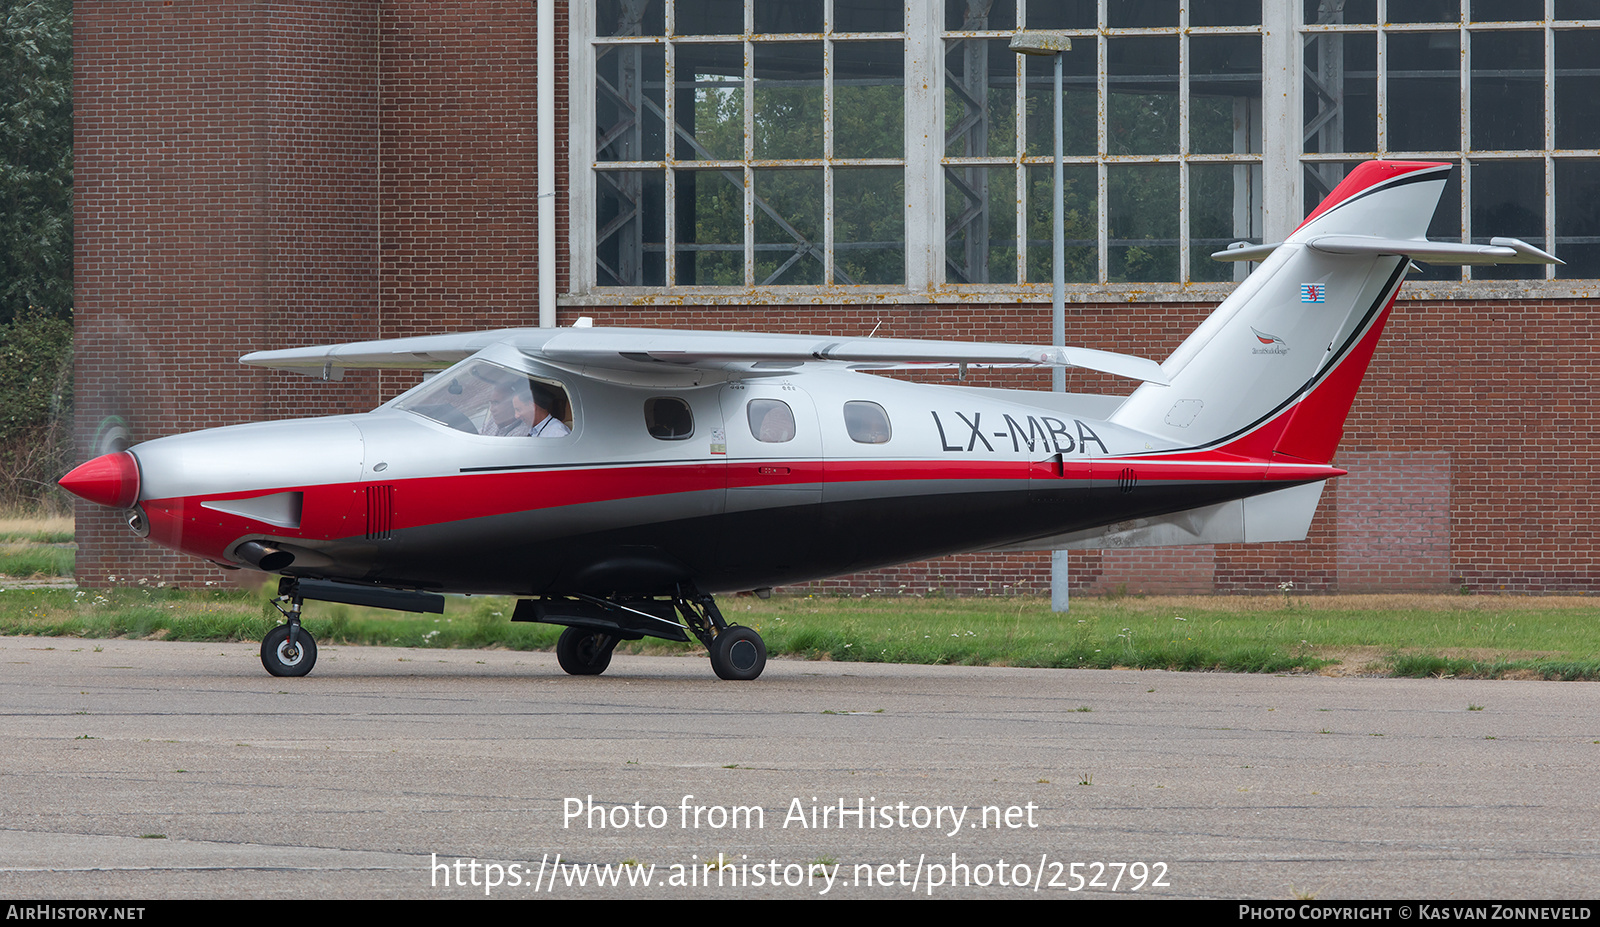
[59,160,1556,680]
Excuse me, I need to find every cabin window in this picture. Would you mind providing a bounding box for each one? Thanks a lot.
[747,399,796,443]
[843,401,892,444]
[645,397,694,440]
[392,361,572,438]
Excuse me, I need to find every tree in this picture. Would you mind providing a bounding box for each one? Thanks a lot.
[0,0,73,324]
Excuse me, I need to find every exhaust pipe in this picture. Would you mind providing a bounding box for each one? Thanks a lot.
[235,541,296,571]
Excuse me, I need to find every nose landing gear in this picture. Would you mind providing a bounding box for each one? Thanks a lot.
[262,586,317,677]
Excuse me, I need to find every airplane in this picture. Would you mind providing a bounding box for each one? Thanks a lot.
[58,160,1557,681]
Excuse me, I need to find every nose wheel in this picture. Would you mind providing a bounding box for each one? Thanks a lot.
[261,623,318,676]
[262,586,318,677]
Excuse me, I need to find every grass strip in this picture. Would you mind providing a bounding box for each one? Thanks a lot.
[4,586,1600,678]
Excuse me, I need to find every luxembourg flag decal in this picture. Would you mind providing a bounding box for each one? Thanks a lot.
[1300,283,1326,303]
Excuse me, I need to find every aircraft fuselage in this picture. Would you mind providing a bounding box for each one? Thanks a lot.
[120,342,1334,597]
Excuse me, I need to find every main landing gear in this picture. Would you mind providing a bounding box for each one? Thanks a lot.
[257,579,767,681]
[709,624,766,681]
[263,585,317,677]
[555,627,618,675]
[514,589,768,680]
[679,593,766,681]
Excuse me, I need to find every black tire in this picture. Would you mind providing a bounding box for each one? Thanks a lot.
[261,624,318,677]
[556,627,617,676]
[710,625,766,681]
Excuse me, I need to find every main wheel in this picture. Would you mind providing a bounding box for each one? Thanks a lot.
[261,624,318,677]
[710,625,766,681]
[556,627,617,676]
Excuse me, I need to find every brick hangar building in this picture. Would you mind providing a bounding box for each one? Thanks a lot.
[73,1,1600,594]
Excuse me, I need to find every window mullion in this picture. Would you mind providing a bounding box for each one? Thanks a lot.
[1178,6,1191,283]
[664,41,677,287]
[824,33,835,285]
[573,6,597,293]
[904,1,939,292]
[1262,0,1297,242]
[1016,35,1028,285]
[1546,14,1557,279]
[1459,9,1469,281]
[1096,23,1108,284]
[743,30,754,286]
[1376,3,1387,155]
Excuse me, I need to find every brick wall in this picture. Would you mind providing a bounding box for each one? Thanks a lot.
[74,5,1600,595]
[75,1,382,585]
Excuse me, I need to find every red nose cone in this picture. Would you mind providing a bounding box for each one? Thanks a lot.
[59,452,141,509]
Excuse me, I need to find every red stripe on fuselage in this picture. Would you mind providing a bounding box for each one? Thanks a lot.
[140,450,1338,566]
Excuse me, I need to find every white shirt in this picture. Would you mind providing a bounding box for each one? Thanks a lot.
[530,415,569,437]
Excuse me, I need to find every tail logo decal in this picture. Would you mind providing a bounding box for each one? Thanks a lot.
[1300,283,1327,303]
[1250,328,1290,355]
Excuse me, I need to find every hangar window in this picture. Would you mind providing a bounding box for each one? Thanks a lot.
[1301,1,1600,280]
[942,0,1264,285]
[575,0,1265,295]
[645,397,695,439]
[391,362,573,438]
[587,0,907,290]
[747,399,797,443]
[843,401,892,444]
[571,1,1600,303]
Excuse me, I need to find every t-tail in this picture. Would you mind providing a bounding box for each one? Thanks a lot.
[1110,160,1557,465]
[1017,160,1557,553]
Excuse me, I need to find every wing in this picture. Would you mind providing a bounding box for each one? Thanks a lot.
[241,325,1170,386]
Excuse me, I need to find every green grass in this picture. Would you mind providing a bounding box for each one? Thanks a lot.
[0,544,74,578]
[4,586,1600,678]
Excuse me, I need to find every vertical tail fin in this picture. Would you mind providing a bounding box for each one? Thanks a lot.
[1109,160,1555,466]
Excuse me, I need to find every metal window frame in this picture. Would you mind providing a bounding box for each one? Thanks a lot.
[940,1,1266,288]
[567,0,1593,308]
[576,0,912,295]
[1300,0,1600,282]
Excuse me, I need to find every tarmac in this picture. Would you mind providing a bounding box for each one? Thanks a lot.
[1,635,1597,899]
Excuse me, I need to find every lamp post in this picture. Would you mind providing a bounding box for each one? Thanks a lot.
[1010,31,1073,612]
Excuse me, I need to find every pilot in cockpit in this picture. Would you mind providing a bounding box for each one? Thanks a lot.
[479,382,524,437]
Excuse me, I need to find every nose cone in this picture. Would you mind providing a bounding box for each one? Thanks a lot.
[59,451,142,509]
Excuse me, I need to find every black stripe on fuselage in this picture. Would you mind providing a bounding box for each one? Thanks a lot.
[284,477,1309,596]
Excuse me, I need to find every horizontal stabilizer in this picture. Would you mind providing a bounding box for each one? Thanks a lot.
[1214,236,1560,265]
[1306,235,1560,265]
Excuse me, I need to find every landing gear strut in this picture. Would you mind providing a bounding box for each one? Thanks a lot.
[516,589,768,680]
[675,591,767,681]
[263,585,318,677]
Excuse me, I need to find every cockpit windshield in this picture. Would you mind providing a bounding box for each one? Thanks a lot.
[390,360,572,437]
